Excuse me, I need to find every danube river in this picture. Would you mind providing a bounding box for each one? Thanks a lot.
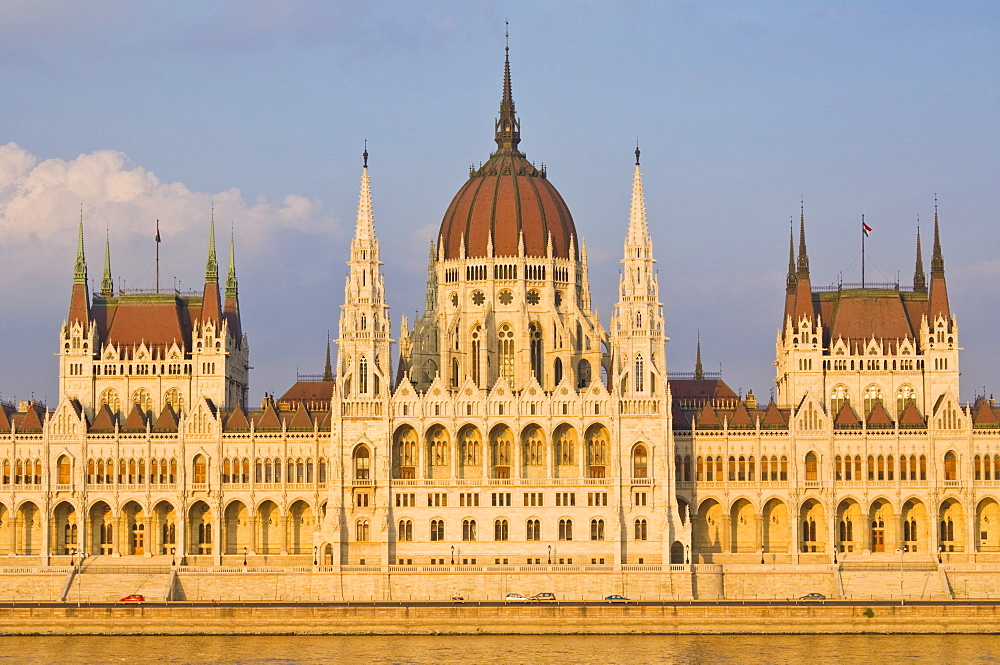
[1,634,998,664]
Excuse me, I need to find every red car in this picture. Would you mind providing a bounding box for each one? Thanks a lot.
[119,594,144,603]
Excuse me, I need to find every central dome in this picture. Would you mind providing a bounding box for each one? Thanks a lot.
[438,47,578,261]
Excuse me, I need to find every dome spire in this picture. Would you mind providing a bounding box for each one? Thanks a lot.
[495,22,521,154]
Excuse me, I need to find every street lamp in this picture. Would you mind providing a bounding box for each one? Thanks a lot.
[243,546,248,567]
[171,547,176,567]
[450,545,455,565]
[547,545,551,565]
[938,544,944,564]
[313,545,318,567]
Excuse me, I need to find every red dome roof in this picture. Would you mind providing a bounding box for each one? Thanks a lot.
[439,153,577,260]
[438,45,578,261]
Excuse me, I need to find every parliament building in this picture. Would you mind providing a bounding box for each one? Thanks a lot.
[2,47,997,586]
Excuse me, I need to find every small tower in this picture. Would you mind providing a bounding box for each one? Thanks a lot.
[610,145,667,398]
[336,147,393,404]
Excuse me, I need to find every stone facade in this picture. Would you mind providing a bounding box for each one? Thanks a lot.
[1,48,999,584]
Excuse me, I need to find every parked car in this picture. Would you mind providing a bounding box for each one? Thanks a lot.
[119,594,144,603]
[799,592,826,601]
[605,594,630,603]
[451,594,465,603]
[530,592,557,603]
[505,593,531,603]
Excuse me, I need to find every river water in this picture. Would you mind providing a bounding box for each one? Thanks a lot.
[1,634,998,664]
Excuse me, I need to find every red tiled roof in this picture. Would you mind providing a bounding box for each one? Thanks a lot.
[670,379,739,401]
[973,400,999,427]
[834,402,862,427]
[287,403,313,431]
[866,401,894,427]
[257,402,282,431]
[153,404,179,432]
[695,402,722,429]
[898,401,926,427]
[121,404,148,432]
[90,404,118,433]
[0,404,11,432]
[761,402,788,428]
[16,403,45,432]
[277,381,334,412]
[91,294,196,351]
[439,152,577,260]
[729,401,755,428]
[224,404,250,432]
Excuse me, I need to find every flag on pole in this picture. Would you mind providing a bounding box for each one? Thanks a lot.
[155,220,161,243]
[862,221,872,237]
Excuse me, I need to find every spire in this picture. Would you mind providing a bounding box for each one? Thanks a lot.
[494,24,521,153]
[68,206,91,327]
[796,203,809,278]
[785,217,796,295]
[206,206,219,283]
[101,227,113,296]
[201,210,222,324]
[790,203,814,328]
[626,143,649,246]
[928,196,951,323]
[223,228,242,341]
[694,331,704,381]
[323,333,333,382]
[73,206,87,285]
[353,146,375,246]
[931,198,944,277]
[225,229,238,298]
[913,220,926,293]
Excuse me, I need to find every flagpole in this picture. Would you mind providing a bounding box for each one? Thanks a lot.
[861,214,865,288]
[156,219,160,293]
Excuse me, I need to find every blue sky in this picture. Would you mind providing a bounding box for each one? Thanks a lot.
[2,1,999,406]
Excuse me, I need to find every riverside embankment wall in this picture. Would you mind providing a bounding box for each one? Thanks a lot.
[1,604,1000,635]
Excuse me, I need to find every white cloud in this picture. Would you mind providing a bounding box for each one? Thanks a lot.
[0,142,337,262]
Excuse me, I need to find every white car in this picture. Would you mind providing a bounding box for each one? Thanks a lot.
[505,592,531,603]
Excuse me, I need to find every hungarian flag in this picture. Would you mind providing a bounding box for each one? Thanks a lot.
[155,220,161,243]
[862,221,872,237]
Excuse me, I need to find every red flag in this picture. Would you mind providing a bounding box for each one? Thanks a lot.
[155,220,161,243]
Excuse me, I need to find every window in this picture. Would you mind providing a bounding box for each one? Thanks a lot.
[588,492,607,506]
[396,493,416,507]
[526,519,541,541]
[463,519,477,541]
[58,456,71,485]
[863,385,882,418]
[430,519,445,542]
[429,493,448,507]
[590,519,605,541]
[635,492,647,506]
[830,384,849,415]
[398,519,413,542]
[558,518,573,541]
[356,519,370,542]
[805,452,818,481]
[491,492,512,507]
[354,446,370,480]
[944,451,957,481]
[524,492,543,506]
[634,355,644,392]
[556,492,576,507]
[634,518,648,541]
[498,324,515,385]
[193,455,207,484]
[494,519,508,541]
[460,492,480,507]
[632,445,648,478]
